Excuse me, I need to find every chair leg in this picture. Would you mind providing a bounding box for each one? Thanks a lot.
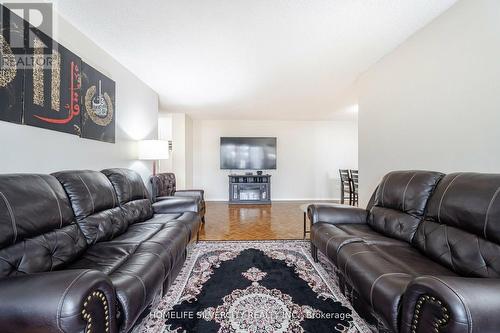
[196,225,200,243]
[201,216,206,224]
[311,242,319,263]
[303,212,306,239]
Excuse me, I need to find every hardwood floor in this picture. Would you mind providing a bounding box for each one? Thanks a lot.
[198,201,338,241]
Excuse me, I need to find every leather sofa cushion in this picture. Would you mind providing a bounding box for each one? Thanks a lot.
[311,222,407,265]
[0,174,87,277]
[425,172,500,244]
[414,173,500,277]
[414,220,500,278]
[148,213,199,241]
[69,222,192,332]
[373,170,444,217]
[337,242,456,331]
[369,207,422,243]
[111,223,164,243]
[53,170,118,220]
[0,224,87,277]
[110,252,166,331]
[102,169,154,225]
[101,168,151,205]
[0,174,77,247]
[54,170,127,244]
[138,223,191,273]
[369,171,443,242]
[69,241,139,275]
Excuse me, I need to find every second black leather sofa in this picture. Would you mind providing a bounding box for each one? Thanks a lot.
[310,170,500,333]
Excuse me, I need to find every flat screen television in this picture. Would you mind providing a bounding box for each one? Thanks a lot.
[220,137,277,170]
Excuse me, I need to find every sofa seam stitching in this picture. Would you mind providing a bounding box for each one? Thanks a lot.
[36,175,64,228]
[0,191,17,244]
[427,276,473,332]
[78,175,95,214]
[437,173,462,223]
[483,186,500,240]
[369,272,408,309]
[56,269,92,333]
[402,172,417,213]
[381,172,393,207]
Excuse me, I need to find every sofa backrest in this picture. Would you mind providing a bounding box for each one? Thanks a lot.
[102,168,153,224]
[0,174,87,277]
[414,173,500,277]
[53,170,127,245]
[368,170,444,242]
[150,173,176,200]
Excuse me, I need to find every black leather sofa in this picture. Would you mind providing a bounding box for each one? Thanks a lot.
[0,168,201,333]
[309,171,500,333]
[150,172,206,223]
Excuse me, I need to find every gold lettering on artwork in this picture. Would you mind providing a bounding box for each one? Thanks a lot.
[51,50,60,111]
[0,35,17,87]
[85,84,114,127]
[33,38,44,106]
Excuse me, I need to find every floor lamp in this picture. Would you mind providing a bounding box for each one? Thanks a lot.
[138,140,169,175]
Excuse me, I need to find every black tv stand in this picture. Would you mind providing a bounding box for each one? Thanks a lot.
[228,174,271,204]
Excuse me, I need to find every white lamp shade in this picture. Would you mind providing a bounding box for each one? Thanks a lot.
[138,140,169,160]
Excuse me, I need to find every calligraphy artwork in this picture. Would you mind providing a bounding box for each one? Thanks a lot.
[24,36,82,136]
[0,4,24,124]
[81,63,115,143]
[0,4,117,141]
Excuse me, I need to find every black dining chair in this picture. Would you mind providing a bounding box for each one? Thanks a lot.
[350,169,359,206]
[339,169,353,205]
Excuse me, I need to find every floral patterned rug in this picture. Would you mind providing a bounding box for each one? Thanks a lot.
[134,241,370,333]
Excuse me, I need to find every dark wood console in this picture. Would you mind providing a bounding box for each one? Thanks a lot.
[228,174,271,204]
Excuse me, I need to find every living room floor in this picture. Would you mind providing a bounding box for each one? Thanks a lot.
[198,201,338,241]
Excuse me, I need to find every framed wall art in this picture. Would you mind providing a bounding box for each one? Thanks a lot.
[24,34,82,136]
[0,4,25,124]
[81,62,115,143]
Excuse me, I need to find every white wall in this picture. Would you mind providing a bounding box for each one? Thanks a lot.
[192,120,358,201]
[354,0,500,205]
[158,115,173,172]
[0,6,158,182]
[158,113,195,189]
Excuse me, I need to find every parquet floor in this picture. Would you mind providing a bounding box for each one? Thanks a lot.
[198,201,338,241]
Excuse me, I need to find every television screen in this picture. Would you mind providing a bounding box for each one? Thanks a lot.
[220,137,277,170]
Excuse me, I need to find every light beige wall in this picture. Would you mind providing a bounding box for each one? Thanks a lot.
[192,119,358,201]
[354,0,500,205]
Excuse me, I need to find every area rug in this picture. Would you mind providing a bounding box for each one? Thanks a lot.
[134,241,370,333]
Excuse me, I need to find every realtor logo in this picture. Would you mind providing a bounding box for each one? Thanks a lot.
[1,2,53,54]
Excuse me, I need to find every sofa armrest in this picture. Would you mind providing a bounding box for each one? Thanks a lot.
[307,204,368,225]
[153,196,200,214]
[0,269,116,333]
[175,189,205,201]
[401,275,500,333]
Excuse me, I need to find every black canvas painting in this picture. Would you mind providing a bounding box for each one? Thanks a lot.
[0,5,25,124]
[24,32,82,136]
[81,63,115,143]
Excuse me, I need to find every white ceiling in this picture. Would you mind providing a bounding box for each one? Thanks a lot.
[52,0,457,120]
